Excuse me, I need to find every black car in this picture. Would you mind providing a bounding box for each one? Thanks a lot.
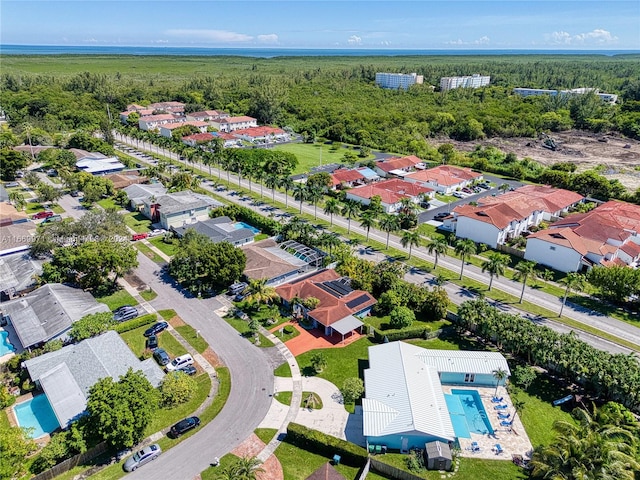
[153,348,170,366]
[178,365,197,376]
[146,334,158,350]
[434,212,450,220]
[144,322,169,337]
[169,416,201,437]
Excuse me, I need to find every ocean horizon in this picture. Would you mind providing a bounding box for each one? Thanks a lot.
[1,44,639,57]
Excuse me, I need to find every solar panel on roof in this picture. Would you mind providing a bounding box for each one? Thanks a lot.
[346,294,371,310]
[325,280,353,296]
[317,283,343,298]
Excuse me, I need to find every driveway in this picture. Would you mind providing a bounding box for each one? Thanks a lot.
[126,252,274,479]
[295,377,349,440]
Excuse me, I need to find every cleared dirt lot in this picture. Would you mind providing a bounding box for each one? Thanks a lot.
[433,130,640,192]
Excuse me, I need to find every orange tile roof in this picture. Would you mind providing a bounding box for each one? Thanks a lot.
[347,179,432,205]
[527,227,607,256]
[332,168,366,185]
[454,203,522,229]
[481,185,582,214]
[139,114,177,123]
[161,121,209,130]
[406,165,481,186]
[275,270,377,327]
[219,116,256,124]
[236,126,286,137]
[376,155,423,172]
[182,133,214,142]
[620,241,640,258]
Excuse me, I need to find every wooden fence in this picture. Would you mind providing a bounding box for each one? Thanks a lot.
[31,442,108,480]
[369,457,426,480]
[356,458,371,480]
[497,244,525,258]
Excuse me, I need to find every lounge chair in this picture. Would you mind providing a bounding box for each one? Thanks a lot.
[501,420,514,427]
[494,404,508,410]
[494,444,504,455]
[491,396,504,403]
[471,442,480,452]
[497,412,511,419]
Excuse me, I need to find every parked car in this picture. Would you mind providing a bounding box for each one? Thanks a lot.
[169,416,201,438]
[434,212,450,220]
[4,181,20,188]
[177,365,197,376]
[144,322,169,337]
[131,233,148,241]
[123,444,162,472]
[148,229,166,238]
[461,187,473,194]
[70,190,80,197]
[41,215,62,224]
[452,191,465,199]
[113,307,138,323]
[146,334,158,350]
[114,305,134,314]
[478,183,491,189]
[32,210,54,220]
[419,202,430,209]
[166,354,194,372]
[152,348,170,366]
[228,282,248,295]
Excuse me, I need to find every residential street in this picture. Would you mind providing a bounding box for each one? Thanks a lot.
[126,252,274,479]
[115,135,640,353]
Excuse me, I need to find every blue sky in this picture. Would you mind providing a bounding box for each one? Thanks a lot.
[2,1,639,49]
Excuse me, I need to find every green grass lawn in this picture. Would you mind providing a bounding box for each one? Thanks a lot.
[224,315,275,347]
[158,309,178,321]
[97,197,119,210]
[274,391,292,406]
[134,241,164,264]
[254,428,278,445]
[120,327,186,359]
[200,453,242,480]
[95,289,138,311]
[275,440,363,480]
[148,236,179,257]
[124,212,152,233]
[26,202,65,214]
[140,288,158,301]
[175,325,208,353]
[274,361,292,377]
[273,143,374,174]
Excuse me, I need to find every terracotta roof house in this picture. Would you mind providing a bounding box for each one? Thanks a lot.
[481,185,583,221]
[186,110,229,122]
[330,168,367,189]
[104,172,148,190]
[524,200,640,272]
[148,101,185,114]
[182,132,215,147]
[210,116,257,133]
[213,132,241,147]
[119,109,154,123]
[275,269,376,339]
[234,126,290,143]
[345,178,434,213]
[305,463,346,480]
[374,155,424,178]
[159,121,209,138]
[404,165,482,194]
[139,114,182,131]
[0,202,29,226]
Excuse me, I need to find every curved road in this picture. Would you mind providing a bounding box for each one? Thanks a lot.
[127,253,273,479]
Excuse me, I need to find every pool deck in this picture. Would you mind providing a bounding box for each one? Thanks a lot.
[8,392,53,446]
[0,324,24,364]
[442,385,533,461]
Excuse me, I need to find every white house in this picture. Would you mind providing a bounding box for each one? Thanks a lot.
[185,110,229,122]
[345,179,433,213]
[76,155,125,175]
[210,116,257,133]
[233,126,289,144]
[142,190,224,230]
[139,114,181,131]
[404,165,482,194]
[375,72,424,90]
[159,121,209,138]
[440,74,490,91]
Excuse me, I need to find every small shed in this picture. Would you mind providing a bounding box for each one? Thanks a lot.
[424,441,452,471]
[305,462,346,480]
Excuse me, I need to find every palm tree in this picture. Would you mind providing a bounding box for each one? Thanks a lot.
[513,261,537,303]
[318,232,341,255]
[341,200,360,234]
[482,252,510,291]
[559,272,585,317]
[279,176,294,208]
[492,368,508,396]
[323,198,341,226]
[265,173,279,202]
[292,183,307,214]
[307,185,323,219]
[400,229,421,259]
[499,183,510,194]
[8,191,26,211]
[454,239,477,280]
[426,237,448,270]
[217,456,264,480]
[245,278,279,307]
[359,211,376,241]
[378,213,400,249]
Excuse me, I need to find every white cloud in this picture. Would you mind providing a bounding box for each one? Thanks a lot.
[347,35,362,45]
[545,29,618,45]
[84,38,97,43]
[257,34,279,44]
[444,36,490,46]
[166,29,253,43]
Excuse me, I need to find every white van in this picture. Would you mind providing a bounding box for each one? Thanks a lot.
[166,354,194,372]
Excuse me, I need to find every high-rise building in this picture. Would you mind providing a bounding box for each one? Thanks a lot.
[513,87,618,104]
[440,74,490,91]
[375,72,424,90]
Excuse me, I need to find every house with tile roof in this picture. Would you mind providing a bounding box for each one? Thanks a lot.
[148,101,186,114]
[447,185,583,248]
[159,121,209,138]
[524,200,640,272]
[182,132,215,147]
[345,179,434,213]
[275,269,376,339]
[374,155,425,178]
[23,330,164,429]
[210,116,257,133]
[404,165,482,194]
[185,110,229,122]
[234,126,289,144]
[119,109,154,124]
[141,190,223,230]
[330,168,367,190]
[363,342,509,450]
[139,114,182,131]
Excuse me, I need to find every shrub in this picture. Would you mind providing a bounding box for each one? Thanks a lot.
[113,314,157,333]
[341,378,364,404]
[372,326,439,343]
[285,423,368,467]
[283,326,294,335]
[69,312,115,342]
[389,306,415,329]
[0,385,16,409]
[160,371,197,407]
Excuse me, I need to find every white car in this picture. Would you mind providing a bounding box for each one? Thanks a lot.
[452,191,465,199]
[148,229,166,238]
[165,354,194,372]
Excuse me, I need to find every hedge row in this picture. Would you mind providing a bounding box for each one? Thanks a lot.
[372,325,441,343]
[212,205,280,236]
[113,314,158,333]
[286,422,368,467]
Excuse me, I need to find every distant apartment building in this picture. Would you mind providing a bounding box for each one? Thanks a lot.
[375,72,424,90]
[513,87,618,104]
[440,74,490,91]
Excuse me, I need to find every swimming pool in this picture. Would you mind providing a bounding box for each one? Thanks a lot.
[13,395,60,438]
[445,389,494,439]
[0,331,16,356]
[234,221,261,234]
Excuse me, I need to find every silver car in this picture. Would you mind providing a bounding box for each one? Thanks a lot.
[123,444,162,472]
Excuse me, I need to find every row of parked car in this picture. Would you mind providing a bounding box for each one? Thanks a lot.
[142,321,198,375]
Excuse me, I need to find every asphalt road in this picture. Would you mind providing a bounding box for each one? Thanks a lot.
[126,253,274,479]
[116,136,640,353]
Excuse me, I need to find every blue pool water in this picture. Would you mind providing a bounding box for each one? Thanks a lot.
[14,395,60,438]
[0,331,15,356]
[445,389,494,439]
[234,221,261,234]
